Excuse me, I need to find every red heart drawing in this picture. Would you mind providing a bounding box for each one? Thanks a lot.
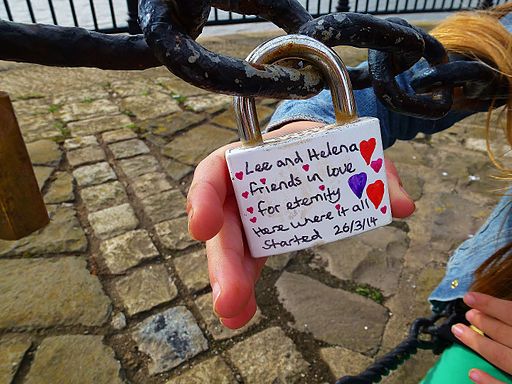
[242,191,249,199]
[370,158,383,173]
[260,178,266,184]
[250,217,257,223]
[335,203,341,211]
[380,205,387,214]
[235,171,244,180]
[367,180,384,209]
[360,138,376,165]
[319,185,325,191]
[302,164,310,171]
[247,207,254,214]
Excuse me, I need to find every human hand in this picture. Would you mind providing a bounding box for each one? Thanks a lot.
[452,292,512,383]
[187,121,416,329]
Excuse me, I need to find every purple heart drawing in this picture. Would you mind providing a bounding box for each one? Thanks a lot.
[370,158,383,173]
[348,172,367,199]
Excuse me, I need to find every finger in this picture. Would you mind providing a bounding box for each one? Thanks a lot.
[466,309,512,349]
[220,292,258,329]
[452,323,512,375]
[469,369,507,384]
[465,292,512,326]
[188,143,238,241]
[385,158,415,218]
[206,199,258,319]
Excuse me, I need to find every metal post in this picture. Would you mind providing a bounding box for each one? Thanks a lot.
[336,0,350,12]
[126,0,141,34]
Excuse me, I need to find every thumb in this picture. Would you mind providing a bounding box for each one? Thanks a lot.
[385,158,416,218]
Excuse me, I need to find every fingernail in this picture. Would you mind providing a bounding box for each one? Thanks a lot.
[452,324,465,337]
[465,292,477,306]
[212,282,221,315]
[469,369,481,383]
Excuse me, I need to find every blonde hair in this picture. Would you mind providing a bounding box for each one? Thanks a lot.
[431,4,512,300]
[431,4,512,174]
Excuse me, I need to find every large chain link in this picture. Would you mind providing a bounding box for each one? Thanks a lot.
[0,0,506,118]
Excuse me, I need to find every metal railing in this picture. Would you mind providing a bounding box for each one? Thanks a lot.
[0,0,505,34]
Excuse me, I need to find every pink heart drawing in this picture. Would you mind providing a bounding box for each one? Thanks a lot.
[370,158,383,173]
[250,217,257,223]
[319,185,325,191]
[242,191,249,199]
[235,171,244,180]
[335,203,341,210]
[260,178,267,184]
[302,164,310,172]
[380,205,387,214]
[247,207,254,214]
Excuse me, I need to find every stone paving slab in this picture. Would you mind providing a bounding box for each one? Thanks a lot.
[113,264,178,316]
[162,125,237,165]
[88,203,139,240]
[73,162,117,187]
[154,217,197,252]
[44,171,74,204]
[99,229,160,274]
[227,327,309,384]
[0,334,32,384]
[25,335,122,384]
[166,356,237,384]
[276,272,388,354]
[0,257,111,328]
[81,180,129,212]
[132,307,208,375]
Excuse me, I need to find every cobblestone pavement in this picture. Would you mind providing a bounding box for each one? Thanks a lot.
[0,29,507,384]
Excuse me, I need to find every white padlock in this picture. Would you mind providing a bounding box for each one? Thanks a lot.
[226,35,391,258]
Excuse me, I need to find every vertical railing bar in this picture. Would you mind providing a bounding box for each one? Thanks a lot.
[47,0,58,24]
[306,0,310,13]
[68,0,79,26]
[365,0,369,13]
[25,0,36,22]
[385,0,391,13]
[328,0,333,13]
[89,0,99,30]
[355,0,360,12]
[228,10,232,20]
[108,0,117,28]
[404,0,410,12]
[317,0,321,15]
[3,0,13,21]
[214,7,219,22]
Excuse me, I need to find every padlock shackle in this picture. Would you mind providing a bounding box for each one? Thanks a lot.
[234,34,357,145]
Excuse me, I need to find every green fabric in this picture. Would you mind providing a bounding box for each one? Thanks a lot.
[421,344,512,383]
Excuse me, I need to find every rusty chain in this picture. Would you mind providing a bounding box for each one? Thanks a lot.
[0,0,506,118]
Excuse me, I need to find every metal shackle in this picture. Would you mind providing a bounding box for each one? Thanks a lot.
[234,34,357,146]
